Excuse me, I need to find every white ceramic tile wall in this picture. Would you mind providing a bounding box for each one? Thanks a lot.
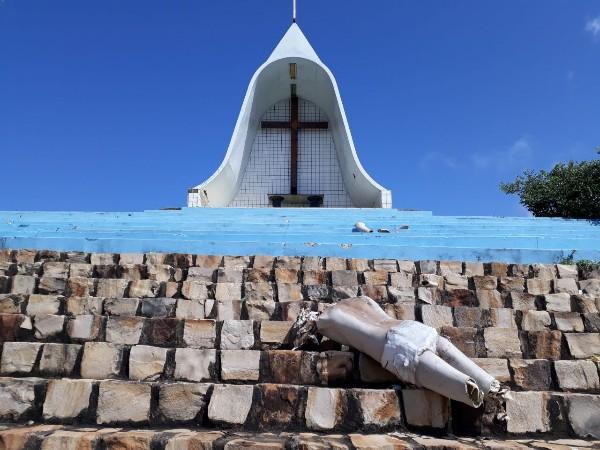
[229,98,353,208]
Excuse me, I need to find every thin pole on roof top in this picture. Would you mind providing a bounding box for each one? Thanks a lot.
[292,0,297,23]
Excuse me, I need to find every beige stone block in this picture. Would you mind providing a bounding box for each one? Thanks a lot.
[221,350,260,381]
[352,389,402,428]
[464,262,484,276]
[244,282,275,302]
[506,391,549,433]
[510,291,537,311]
[147,263,174,282]
[176,299,205,319]
[195,255,222,269]
[439,260,462,275]
[245,300,277,320]
[128,345,168,381]
[11,275,36,294]
[97,381,151,424]
[0,378,39,420]
[245,268,271,283]
[81,342,125,379]
[66,296,103,315]
[419,273,444,288]
[119,264,145,280]
[67,277,95,297]
[69,262,93,278]
[349,434,410,450]
[67,314,103,340]
[159,382,210,422]
[0,342,43,374]
[40,430,103,450]
[211,299,242,320]
[220,320,254,350]
[484,327,522,358]
[567,394,600,439]
[181,280,210,300]
[90,253,117,265]
[389,272,414,288]
[183,319,216,348]
[33,314,65,339]
[164,281,180,298]
[96,279,129,298]
[489,308,516,328]
[128,279,161,298]
[527,278,552,295]
[556,264,578,279]
[164,431,225,450]
[277,283,303,302]
[554,278,579,295]
[207,384,253,425]
[553,312,584,332]
[472,275,497,290]
[520,310,551,331]
[544,293,572,312]
[26,294,61,315]
[215,282,241,301]
[273,268,298,284]
[103,297,139,316]
[39,343,81,376]
[120,253,145,265]
[260,321,292,345]
[444,272,469,290]
[476,289,504,309]
[224,256,250,268]
[253,255,275,269]
[402,389,448,428]
[420,305,453,330]
[566,333,600,359]
[373,259,397,272]
[43,379,93,419]
[509,359,552,391]
[174,348,216,382]
[322,257,345,271]
[105,316,144,344]
[471,358,511,383]
[555,360,600,391]
[305,387,345,431]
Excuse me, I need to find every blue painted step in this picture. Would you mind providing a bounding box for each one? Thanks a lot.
[0,209,598,263]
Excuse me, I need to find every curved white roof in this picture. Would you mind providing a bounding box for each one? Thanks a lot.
[188,23,392,208]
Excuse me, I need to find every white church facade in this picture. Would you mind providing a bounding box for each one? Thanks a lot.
[187,23,391,208]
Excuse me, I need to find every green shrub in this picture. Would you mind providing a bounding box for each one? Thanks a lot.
[501,157,600,219]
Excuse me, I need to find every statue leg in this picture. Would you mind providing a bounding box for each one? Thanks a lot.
[415,350,483,407]
[435,336,498,394]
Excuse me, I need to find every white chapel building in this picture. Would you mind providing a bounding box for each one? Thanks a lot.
[187,22,391,208]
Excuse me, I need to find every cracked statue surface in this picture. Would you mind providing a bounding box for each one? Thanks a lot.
[293,296,502,407]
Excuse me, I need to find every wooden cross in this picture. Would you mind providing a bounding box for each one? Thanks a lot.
[261,85,328,195]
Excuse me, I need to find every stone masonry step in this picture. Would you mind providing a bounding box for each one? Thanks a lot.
[1,377,600,438]
[2,339,600,392]
[1,424,598,450]
[2,253,599,316]
[1,251,599,442]
[2,312,600,360]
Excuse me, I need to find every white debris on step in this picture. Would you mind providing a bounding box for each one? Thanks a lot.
[354,222,373,233]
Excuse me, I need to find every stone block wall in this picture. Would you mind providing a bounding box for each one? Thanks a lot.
[0,249,599,448]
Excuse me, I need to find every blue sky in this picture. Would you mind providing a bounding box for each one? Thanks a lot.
[1,1,599,215]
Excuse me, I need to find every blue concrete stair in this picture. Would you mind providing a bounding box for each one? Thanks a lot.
[0,208,599,263]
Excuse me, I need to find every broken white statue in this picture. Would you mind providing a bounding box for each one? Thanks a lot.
[354,222,373,233]
[295,296,500,407]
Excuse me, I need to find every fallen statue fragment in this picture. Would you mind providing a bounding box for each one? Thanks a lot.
[292,296,503,407]
[353,221,409,233]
